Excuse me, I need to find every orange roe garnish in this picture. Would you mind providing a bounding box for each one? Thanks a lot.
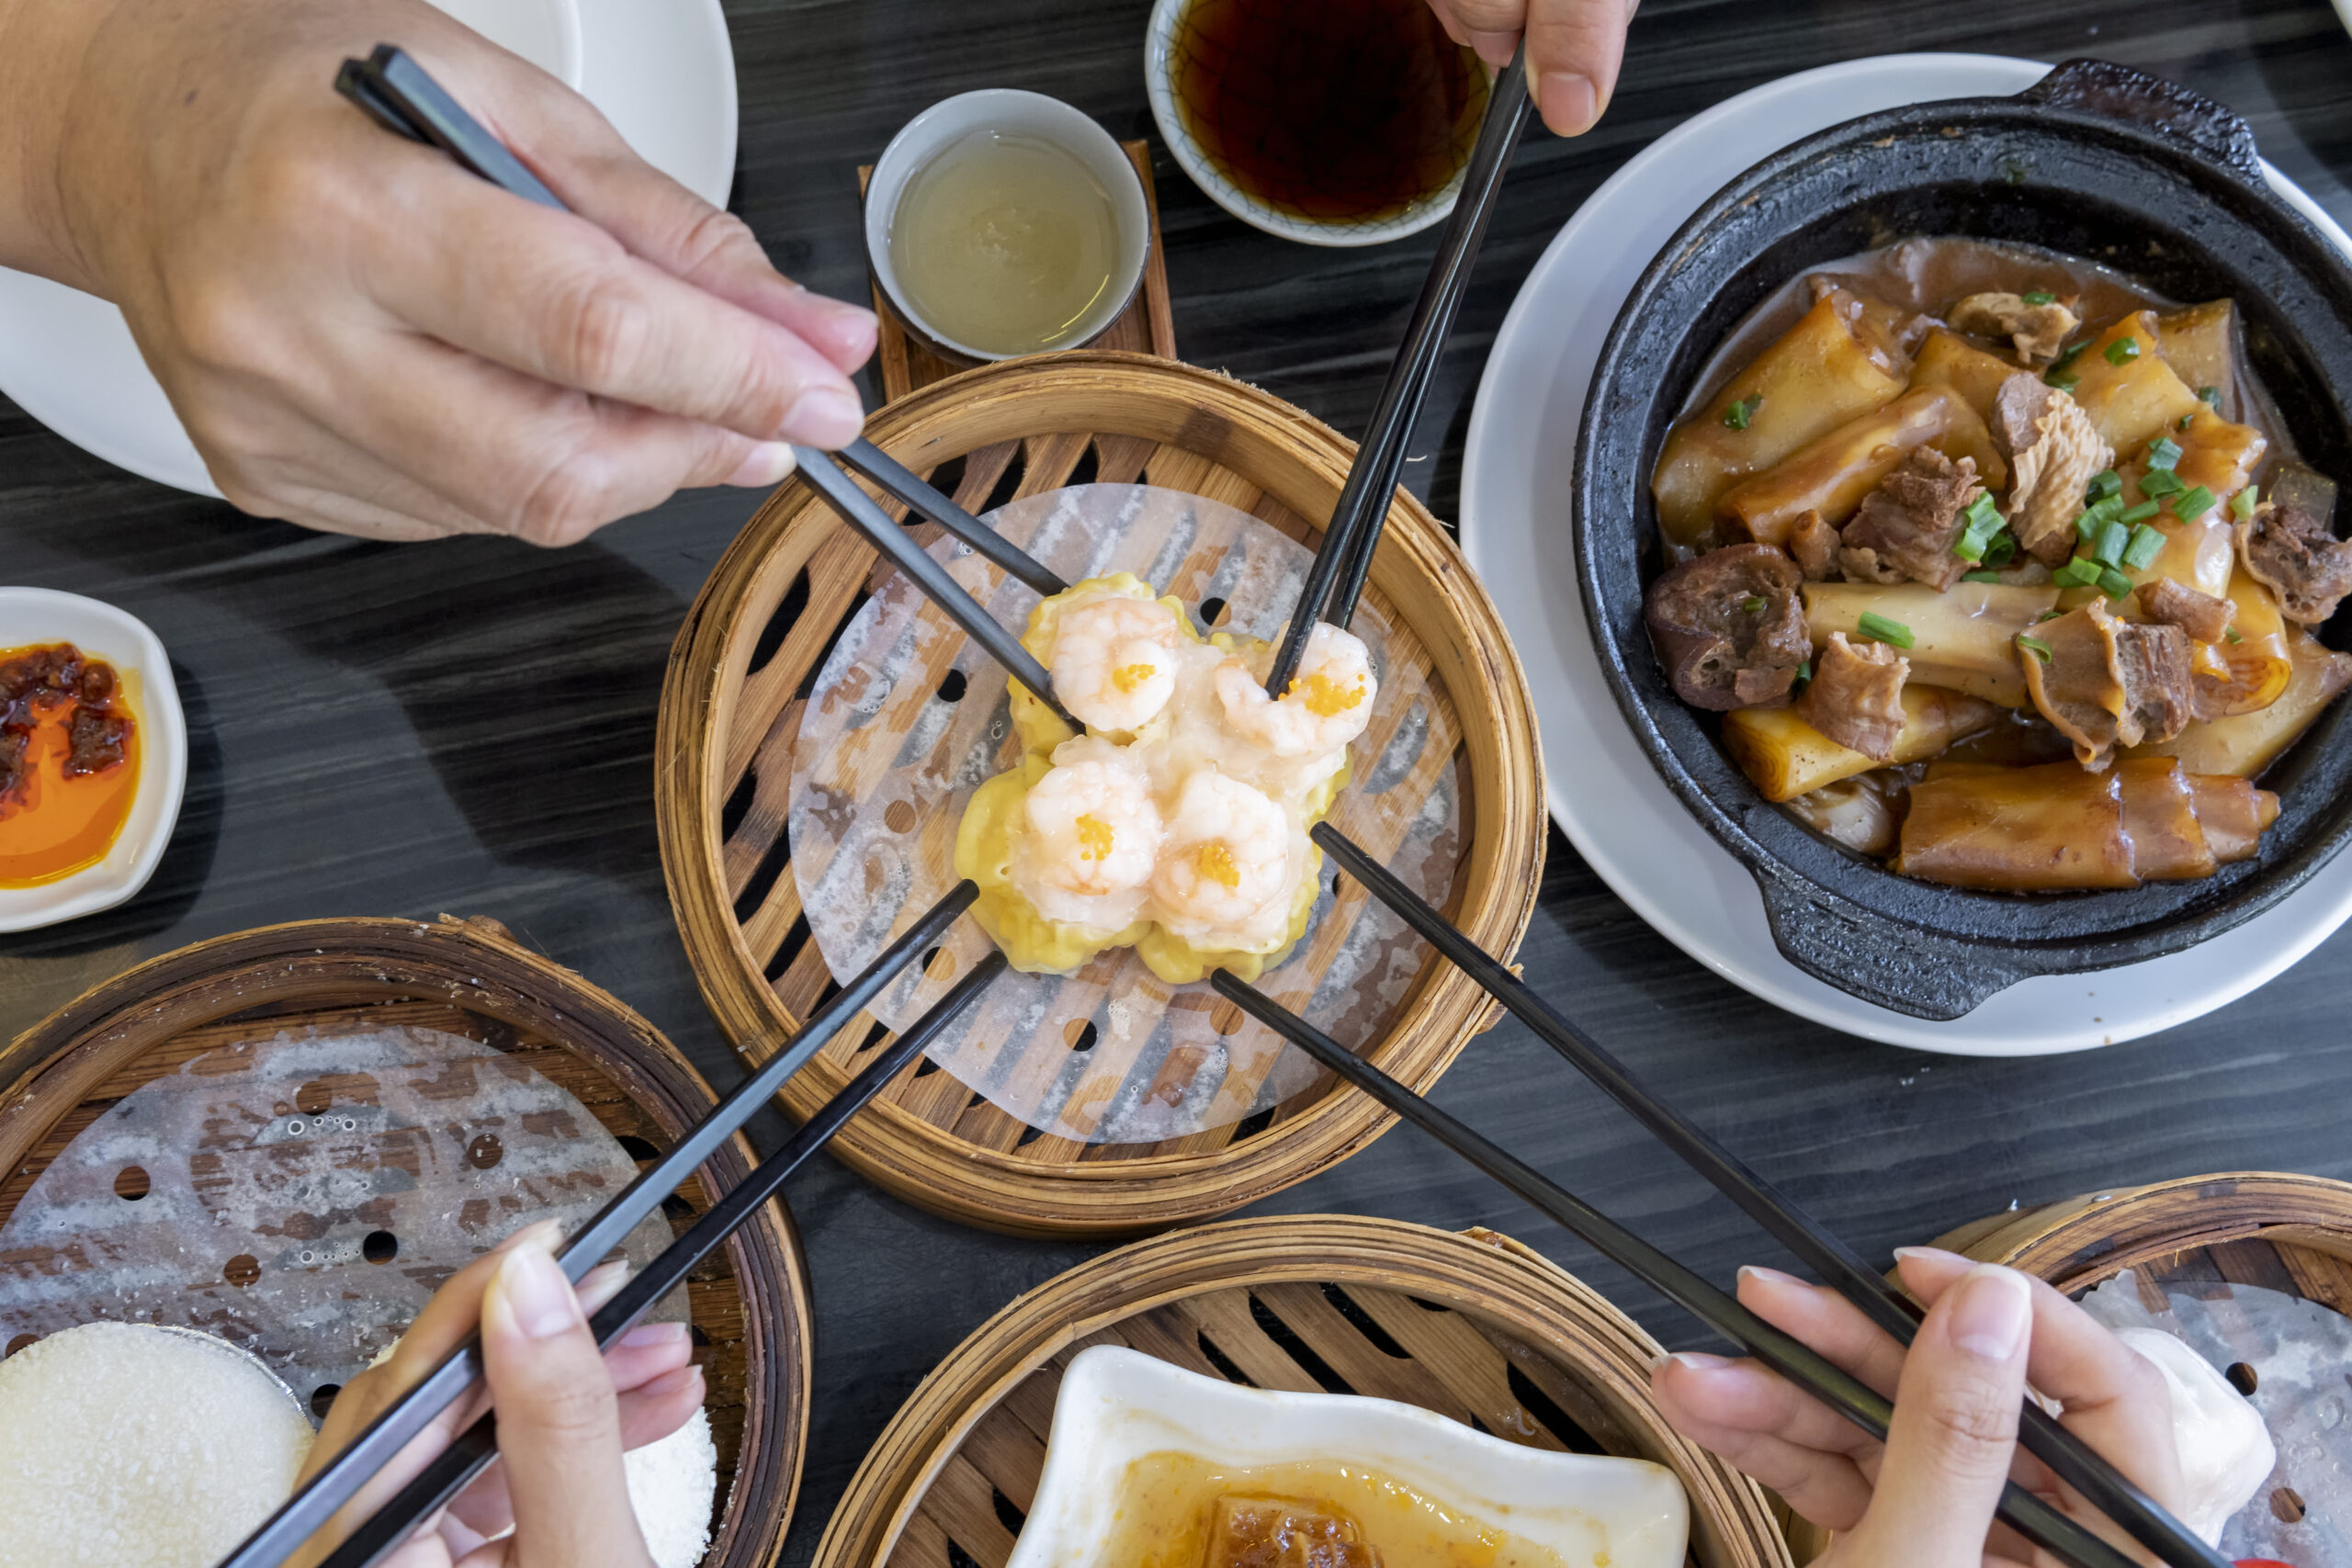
[1190,841,1241,889]
[1286,669,1367,717]
[1075,814,1114,862]
[1112,660,1159,694]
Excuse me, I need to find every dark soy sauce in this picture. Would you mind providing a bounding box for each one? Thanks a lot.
[1170,0,1488,226]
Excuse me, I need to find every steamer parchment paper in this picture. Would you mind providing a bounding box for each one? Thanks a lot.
[788,484,1467,1144]
[0,1026,679,1416]
[2079,1268,2348,1561]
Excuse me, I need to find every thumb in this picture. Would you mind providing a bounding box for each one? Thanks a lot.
[479,1245,652,1568]
[1843,1264,2033,1568]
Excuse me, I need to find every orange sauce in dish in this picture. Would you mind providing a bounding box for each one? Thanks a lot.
[0,643,139,886]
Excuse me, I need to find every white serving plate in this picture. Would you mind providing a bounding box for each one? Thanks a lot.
[1458,53,2352,1053]
[0,0,736,497]
[0,588,187,931]
[1007,1346,1689,1568]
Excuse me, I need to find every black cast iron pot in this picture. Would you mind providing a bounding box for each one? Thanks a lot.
[1574,59,2352,1021]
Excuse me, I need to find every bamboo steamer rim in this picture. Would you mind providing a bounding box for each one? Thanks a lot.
[811,1213,1791,1568]
[0,914,814,1568]
[1932,1168,2352,1288]
[656,351,1547,1237]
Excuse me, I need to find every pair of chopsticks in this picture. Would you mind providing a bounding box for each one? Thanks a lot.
[1262,50,1533,694]
[220,876,997,1568]
[322,48,2224,1568]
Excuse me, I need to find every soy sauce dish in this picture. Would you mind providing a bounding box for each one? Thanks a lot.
[1574,59,2352,1021]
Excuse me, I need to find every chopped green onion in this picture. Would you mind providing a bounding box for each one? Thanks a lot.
[2075,495,2125,540]
[2021,289,2057,307]
[2225,626,2244,645]
[2093,519,2131,568]
[2177,413,2195,432]
[1722,394,1761,430]
[1954,495,2008,562]
[1857,611,1916,649]
[2199,386,2222,408]
[1963,492,2001,531]
[2086,469,2122,502]
[2098,567,2135,599]
[2052,557,2103,589]
[2017,634,2054,661]
[2232,485,2259,522]
[2146,435,2183,471]
[2041,609,2066,622]
[2046,374,2081,392]
[2121,524,2166,571]
[1982,532,2018,570]
[2105,335,2143,366]
[1740,595,1767,614]
[2139,468,2186,498]
[2051,341,2088,370]
[1963,570,2007,583]
[2173,485,2217,523]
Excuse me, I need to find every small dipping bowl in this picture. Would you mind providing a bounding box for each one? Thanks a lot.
[865,90,1150,364]
[0,587,187,933]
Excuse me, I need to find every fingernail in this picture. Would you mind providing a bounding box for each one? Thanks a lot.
[497,1243,582,1341]
[638,1362,704,1402]
[1736,1264,1800,1289]
[1536,71,1600,136]
[1464,28,1518,68]
[498,1218,564,1256]
[726,441,797,488]
[578,1259,632,1314]
[618,1321,691,1351]
[1893,1245,1964,1265]
[781,385,865,447]
[1947,1265,2032,1360]
[1668,1350,1734,1372]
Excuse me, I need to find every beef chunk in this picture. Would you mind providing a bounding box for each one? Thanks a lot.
[1205,1497,1380,1568]
[0,727,25,803]
[1645,544,1810,710]
[1992,374,2114,567]
[1787,509,1841,581]
[2139,578,2233,645]
[1797,631,1909,761]
[1837,448,1982,590]
[1949,290,2081,365]
[2238,464,2352,624]
[65,705,130,776]
[2020,598,2194,768]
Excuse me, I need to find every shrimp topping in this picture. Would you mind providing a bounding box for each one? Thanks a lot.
[1215,622,1378,758]
[1011,740,1163,929]
[1048,595,1185,733]
[1149,770,1294,945]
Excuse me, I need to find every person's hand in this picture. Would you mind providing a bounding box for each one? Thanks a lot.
[0,0,873,543]
[1421,1,1634,137]
[289,1220,705,1568]
[1652,1247,2188,1567]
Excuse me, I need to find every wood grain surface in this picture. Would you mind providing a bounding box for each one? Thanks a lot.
[6,5,2352,1566]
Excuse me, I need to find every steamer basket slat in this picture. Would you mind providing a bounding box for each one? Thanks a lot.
[658,353,1545,1236]
[0,917,812,1568]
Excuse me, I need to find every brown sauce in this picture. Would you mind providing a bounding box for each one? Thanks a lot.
[1170,0,1487,224]
[0,642,139,886]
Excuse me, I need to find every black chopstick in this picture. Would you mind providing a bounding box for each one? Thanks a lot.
[1308,826,2227,1568]
[838,438,1069,597]
[1263,48,1534,694]
[1206,974,2140,1568]
[793,448,1084,733]
[332,48,1077,702]
[217,882,979,1568]
[314,951,1009,1568]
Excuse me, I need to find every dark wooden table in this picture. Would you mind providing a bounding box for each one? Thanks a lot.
[6,1,2352,1559]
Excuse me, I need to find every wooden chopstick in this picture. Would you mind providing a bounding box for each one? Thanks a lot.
[311,952,1009,1568]
[216,881,982,1568]
[838,437,1069,597]
[1307,822,2228,1568]
[1205,972,2142,1568]
[1262,47,1534,694]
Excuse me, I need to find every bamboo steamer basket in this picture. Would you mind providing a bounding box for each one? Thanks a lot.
[0,916,812,1568]
[811,1214,1792,1568]
[656,352,1545,1238]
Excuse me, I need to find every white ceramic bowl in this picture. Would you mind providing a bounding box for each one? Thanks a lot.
[1007,1347,1690,1568]
[0,588,187,933]
[1143,0,1476,247]
[865,89,1150,364]
[428,0,584,90]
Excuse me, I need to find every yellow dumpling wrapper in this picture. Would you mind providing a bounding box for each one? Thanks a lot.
[1135,842,1325,986]
[954,756,1150,975]
[1009,573,1202,754]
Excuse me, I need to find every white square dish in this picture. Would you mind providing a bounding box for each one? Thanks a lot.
[1006,1346,1689,1568]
